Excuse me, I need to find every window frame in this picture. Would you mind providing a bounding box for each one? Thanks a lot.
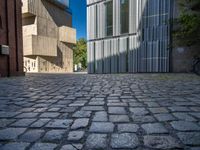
[104,0,113,37]
[120,0,129,35]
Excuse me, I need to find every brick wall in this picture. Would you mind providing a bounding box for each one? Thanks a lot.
[0,0,24,77]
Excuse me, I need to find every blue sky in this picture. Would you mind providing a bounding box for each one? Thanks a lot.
[70,0,87,40]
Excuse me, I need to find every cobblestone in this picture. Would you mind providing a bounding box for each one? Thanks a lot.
[142,123,168,134]
[0,73,199,149]
[71,118,89,129]
[42,130,66,142]
[144,135,181,149]
[89,122,114,133]
[67,131,85,141]
[111,133,139,149]
[1,142,30,150]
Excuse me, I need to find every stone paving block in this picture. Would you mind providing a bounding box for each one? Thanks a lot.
[0,73,200,150]
[144,135,181,149]
[93,111,108,122]
[40,113,60,118]
[11,119,36,127]
[0,119,15,128]
[190,147,200,150]
[149,107,169,114]
[30,143,57,150]
[60,107,78,113]
[1,142,30,150]
[89,122,114,133]
[89,101,105,106]
[177,132,200,145]
[71,118,89,129]
[132,115,156,123]
[173,113,197,121]
[107,103,128,106]
[129,108,149,116]
[43,130,66,142]
[190,113,200,119]
[142,123,168,134]
[154,113,176,122]
[108,107,127,114]
[170,121,200,131]
[19,108,35,112]
[72,111,91,118]
[0,128,26,140]
[86,134,107,149]
[168,106,190,112]
[19,129,44,142]
[31,119,50,128]
[34,108,47,113]
[45,119,73,129]
[60,144,83,150]
[82,106,104,111]
[0,112,20,118]
[111,133,139,149]
[118,124,139,133]
[109,115,130,123]
[68,131,84,141]
[15,113,38,118]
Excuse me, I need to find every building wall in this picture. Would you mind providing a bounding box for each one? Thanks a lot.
[87,0,174,74]
[0,0,24,77]
[22,0,76,73]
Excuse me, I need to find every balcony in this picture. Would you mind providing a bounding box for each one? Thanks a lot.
[23,35,57,57]
[59,26,76,44]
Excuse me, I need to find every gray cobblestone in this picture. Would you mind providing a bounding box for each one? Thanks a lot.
[171,121,200,131]
[19,129,44,142]
[177,132,200,145]
[86,134,107,149]
[118,124,139,133]
[1,142,30,150]
[45,119,73,129]
[93,111,108,122]
[30,143,57,150]
[144,135,181,149]
[111,133,139,149]
[60,144,83,150]
[43,130,66,142]
[0,74,200,149]
[142,123,168,134]
[68,131,84,141]
[109,115,130,122]
[0,128,26,140]
[71,118,89,129]
[89,122,114,133]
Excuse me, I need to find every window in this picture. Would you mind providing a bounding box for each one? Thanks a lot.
[105,1,113,36]
[120,0,129,34]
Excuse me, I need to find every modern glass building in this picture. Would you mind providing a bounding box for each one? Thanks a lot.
[87,0,174,73]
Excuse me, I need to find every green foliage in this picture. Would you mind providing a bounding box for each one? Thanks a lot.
[73,38,87,69]
[173,0,200,46]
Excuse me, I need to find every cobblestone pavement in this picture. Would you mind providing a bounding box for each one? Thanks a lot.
[0,73,200,150]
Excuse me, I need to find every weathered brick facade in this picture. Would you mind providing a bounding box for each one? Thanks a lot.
[0,0,24,77]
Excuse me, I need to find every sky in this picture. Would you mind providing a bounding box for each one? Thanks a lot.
[70,0,87,40]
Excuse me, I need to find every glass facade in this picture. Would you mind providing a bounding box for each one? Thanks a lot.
[105,1,113,36]
[120,0,129,34]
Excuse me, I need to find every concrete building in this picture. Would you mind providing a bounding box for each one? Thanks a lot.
[87,0,197,73]
[0,0,24,77]
[22,0,76,73]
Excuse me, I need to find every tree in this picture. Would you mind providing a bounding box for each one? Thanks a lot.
[73,38,87,69]
[173,0,200,46]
